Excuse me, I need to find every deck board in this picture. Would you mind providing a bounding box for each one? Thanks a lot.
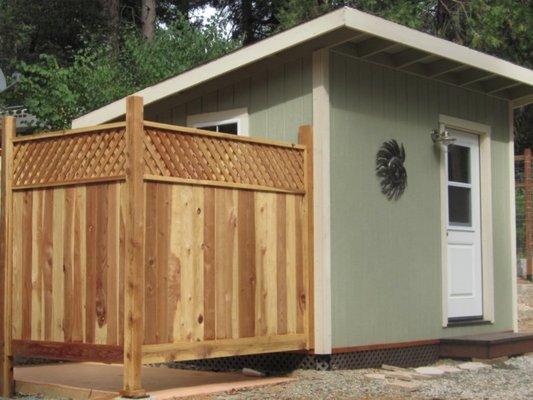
[440,332,533,359]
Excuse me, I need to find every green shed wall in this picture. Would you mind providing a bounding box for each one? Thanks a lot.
[330,51,513,348]
[144,55,312,143]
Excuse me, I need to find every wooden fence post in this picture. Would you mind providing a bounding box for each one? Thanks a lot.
[122,96,146,397]
[298,125,314,350]
[0,117,15,397]
[525,148,533,281]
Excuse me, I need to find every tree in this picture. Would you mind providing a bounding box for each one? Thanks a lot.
[142,0,157,40]
[208,0,287,44]
[99,0,121,51]
[0,0,108,70]
[11,15,239,129]
[158,0,211,22]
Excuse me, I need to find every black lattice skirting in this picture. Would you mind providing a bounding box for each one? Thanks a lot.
[168,343,439,373]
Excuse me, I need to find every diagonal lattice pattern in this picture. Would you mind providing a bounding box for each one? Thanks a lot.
[13,128,126,187]
[144,127,305,192]
[170,344,439,372]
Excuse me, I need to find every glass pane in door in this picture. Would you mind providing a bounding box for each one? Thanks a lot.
[448,145,470,183]
[448,186,471,226]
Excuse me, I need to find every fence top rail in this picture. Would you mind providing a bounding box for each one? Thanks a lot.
[144,120,306,151]
[12,121,127,143]
[10,120,306,151]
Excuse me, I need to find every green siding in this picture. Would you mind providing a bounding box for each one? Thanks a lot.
[330,51,513,348]
[144,56,312,143]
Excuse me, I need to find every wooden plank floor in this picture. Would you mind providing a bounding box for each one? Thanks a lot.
[440,332,533,359]
[15,363,293,400]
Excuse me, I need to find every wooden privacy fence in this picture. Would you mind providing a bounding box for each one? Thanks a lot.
[0,96,314,397]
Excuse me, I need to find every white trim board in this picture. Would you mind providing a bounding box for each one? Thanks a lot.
[508,105,518,332]
[72,7,533,128]
[439,115,494,327]
[312,48,332,354]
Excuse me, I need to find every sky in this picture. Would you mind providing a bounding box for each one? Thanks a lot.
[191,4,233,36]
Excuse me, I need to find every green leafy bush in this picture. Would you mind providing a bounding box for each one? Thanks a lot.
[13,15,239,130]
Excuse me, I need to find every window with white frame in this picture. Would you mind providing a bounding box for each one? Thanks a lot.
[187,108,249,136]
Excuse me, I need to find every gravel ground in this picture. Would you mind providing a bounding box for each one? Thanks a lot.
[188,355,533,400]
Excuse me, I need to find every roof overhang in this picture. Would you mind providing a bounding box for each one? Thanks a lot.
[73,7,533,128]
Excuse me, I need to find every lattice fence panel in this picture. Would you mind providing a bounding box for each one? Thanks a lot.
[144,127,305,192]
[13,128,126,187]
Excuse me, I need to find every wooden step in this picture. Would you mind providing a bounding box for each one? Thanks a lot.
[440,332,533,359]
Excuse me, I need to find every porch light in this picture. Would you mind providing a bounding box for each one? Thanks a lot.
[431,128,456,146]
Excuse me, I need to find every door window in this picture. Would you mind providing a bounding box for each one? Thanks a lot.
[447,144,472,227]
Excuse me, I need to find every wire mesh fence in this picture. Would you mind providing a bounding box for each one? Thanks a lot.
[515,149,532,279]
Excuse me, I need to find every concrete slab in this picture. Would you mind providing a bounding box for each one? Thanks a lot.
[15,363,294,400]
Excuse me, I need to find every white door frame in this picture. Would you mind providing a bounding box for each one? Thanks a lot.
[439,114,494,327]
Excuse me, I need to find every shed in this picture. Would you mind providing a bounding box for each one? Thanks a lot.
[1,6,533,397]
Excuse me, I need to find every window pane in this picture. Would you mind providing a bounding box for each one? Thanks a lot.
[199,125,218,132]
[448,186,471,226]
[448,144,470,183]
[218,123,238,135]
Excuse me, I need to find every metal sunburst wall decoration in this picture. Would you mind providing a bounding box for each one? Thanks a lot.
[376,139,407,201]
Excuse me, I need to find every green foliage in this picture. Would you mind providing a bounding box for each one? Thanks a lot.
[11,15,239,130]
[14,55,82,129]
[0,0,107,69]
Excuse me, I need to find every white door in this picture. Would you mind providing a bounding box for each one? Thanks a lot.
[445,129,483,320]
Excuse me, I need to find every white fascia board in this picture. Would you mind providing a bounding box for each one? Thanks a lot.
[343,7,533,87]
[72,9,347,128]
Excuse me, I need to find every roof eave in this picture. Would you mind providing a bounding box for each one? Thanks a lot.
[343,7,533,88]
[73,7,533,128]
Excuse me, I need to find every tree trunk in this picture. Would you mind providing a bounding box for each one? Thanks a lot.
[241,0,254,44]
[100,0,120,51]
[142,0,156,41]
[435,0,465,43]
